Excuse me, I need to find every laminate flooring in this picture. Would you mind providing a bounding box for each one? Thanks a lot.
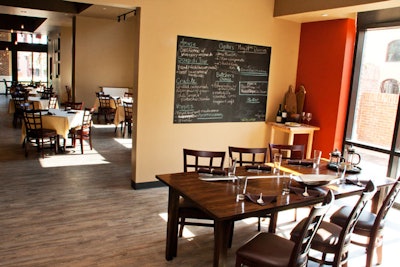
[1,95,399,266]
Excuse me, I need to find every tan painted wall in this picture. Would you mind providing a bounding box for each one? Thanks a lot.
[130,0,300,184]
[74,16,135,107]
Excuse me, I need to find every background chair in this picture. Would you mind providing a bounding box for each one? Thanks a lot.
[229,146,268,231]
[65,85,72,103]
[12,95,31,128]
[64,101,83,110]
[23,110,58,158]
[330,176,400,267]
[291,180,377,267]
[3,78,11,96]
[97,94,116,123]
[122,101,133,137]
[179,149,225,237]
[228,146,267,166]
[269,144,305,162]
[48,96,58,109]
[236,190,334,267]
[70,108,93,154]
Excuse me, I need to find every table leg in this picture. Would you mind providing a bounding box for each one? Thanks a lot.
[268,212,278,233]
[214,220,232,267]
[166,187,179,260]
[306,131,314,159]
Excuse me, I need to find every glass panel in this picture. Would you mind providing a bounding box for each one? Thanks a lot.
[33,33,47,44]
[348,28,400,150]
[17,51,32,83]
[0,31,11,42]
[0,50,12,94]
[356,147,389,177]
[33,52,47,83]
[17,32,33,44]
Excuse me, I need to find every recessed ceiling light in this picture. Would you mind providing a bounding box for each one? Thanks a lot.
[321,14,329,17]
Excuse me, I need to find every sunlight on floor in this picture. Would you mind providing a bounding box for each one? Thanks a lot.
[113,137,132,149]
[39,143,110,168]
[159,212,195,238]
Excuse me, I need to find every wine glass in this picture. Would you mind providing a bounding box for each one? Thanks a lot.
[306,112,312,124]
[301,112,306,123]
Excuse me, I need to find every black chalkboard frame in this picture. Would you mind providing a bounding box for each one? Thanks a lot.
[174,35,271,123]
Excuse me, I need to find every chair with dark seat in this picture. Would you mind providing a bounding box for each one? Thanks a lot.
[22,110,58,158]
[70,108,93,154]
[3,78,11,96]
[40,87,54,99]
[229,146,268,231]
[12,96,31,128]
[268,144,305,162]
[122,101,133,137]
[236,190,334,267]
[97,94,116,123]
[329,176,400,267]
[178,149,226,237]
[290,180,377,267]
[64,101,83,110]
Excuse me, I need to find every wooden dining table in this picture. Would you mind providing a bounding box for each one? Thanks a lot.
[156,161,395,267]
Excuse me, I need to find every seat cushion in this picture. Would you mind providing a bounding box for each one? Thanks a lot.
[236,232,294,267]
[330,206,384,236]
[291,219,342,254]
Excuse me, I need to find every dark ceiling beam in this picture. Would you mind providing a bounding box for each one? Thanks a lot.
[0,14,46,32]
[0,0,91,14]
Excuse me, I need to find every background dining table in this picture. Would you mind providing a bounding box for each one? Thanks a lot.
[156,161,396,267]
[8,96,58,114]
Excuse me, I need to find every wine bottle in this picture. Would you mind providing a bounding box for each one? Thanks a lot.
[276,104,282,123]
[282,105,288,123]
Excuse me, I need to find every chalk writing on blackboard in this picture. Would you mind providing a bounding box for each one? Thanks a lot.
[174,36,271,123]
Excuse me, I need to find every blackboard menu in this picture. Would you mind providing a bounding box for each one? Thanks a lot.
[173,35,271,123]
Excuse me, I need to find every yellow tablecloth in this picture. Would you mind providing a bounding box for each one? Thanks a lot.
[21,109,84,142]
[8,96,59,114]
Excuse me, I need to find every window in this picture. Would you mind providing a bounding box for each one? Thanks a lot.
[17,51,47,83]
[387,40,400,62]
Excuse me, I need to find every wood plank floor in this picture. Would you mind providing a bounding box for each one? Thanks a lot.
[1,95,399,266]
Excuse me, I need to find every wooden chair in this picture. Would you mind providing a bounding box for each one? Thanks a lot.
[236,190,334,267]
[64,101,83,110]
[65,86,72,103]
[229,146,268,231]
[329,176,400,267]
[228,146,267,166]
[122,101,133,137]
[70,108,93,154]
[179,149,226,237]
[290,180,377,267]
[269,144,305,162]
[40,87,54,99]
[97,94,116,123]
[48,96,58,109]
[12,96,31,128]
[124,92,133,99]
[3,78,11,96]
[22,110,58,158]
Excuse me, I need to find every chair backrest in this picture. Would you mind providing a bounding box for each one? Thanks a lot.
[372,176,400,233]
[269,144,305,162]
[49,96,58,109]
[228,146,267,166]
[81,108,93,129]
[289,190,334,267]
[98,94,112,108]
[123,101,133,121]
[23,110,43,132]
[65,86,72,102]
[65,102,83,110]
[335,180,377,265]
[13,97,30,111]
[124,92,133,99]
[183,149,225,172]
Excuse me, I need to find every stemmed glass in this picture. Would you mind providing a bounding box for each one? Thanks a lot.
[301,112,307,123]
[306,112,312,124]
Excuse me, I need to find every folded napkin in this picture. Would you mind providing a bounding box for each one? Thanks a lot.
[245,193,277,206]
[288,185,324,197]
[245,165,272,171]
[287,160,313,167]
[197,168,227,176]
[345,178,366,187]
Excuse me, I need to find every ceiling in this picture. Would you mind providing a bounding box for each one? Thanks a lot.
[0,0,135,34]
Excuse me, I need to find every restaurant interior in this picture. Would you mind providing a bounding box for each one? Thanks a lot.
[1,0,400,266]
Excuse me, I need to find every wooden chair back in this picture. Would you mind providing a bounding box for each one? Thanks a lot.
[269,144,305,161]
[183,149,225,172]
[228,146,267,166]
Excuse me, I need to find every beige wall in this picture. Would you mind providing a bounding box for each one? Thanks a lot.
[74,16,135,107]
[130,0,300,184]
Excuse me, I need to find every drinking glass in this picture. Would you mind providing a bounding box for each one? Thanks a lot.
[227,158,237,180]
[306,112,312,124]
[301,112,307,123]
[236,176,248,201]
[273,153,282,175]
[313,149,322,169]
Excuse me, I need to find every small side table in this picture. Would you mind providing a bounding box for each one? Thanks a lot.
[267,122,320,159]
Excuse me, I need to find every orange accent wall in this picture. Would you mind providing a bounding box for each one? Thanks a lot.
[295,19,356,158]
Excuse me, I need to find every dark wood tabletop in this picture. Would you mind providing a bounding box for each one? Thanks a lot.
[156,161,395,267]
